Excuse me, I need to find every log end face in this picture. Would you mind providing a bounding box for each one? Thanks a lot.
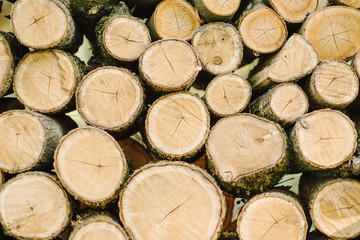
[269,0,318,23]
[0,35,13,98]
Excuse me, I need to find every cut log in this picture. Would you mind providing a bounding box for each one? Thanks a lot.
[192,22,243,75]
[143,91,210,161]
[353,49,360,78]
[147,0,201,41]
[76,66,144,137]
[299,172,360,239]
[300,6,360,61]
[193,0,241,22]
[205,73,252,118]
[265,0,318,23]
[54,126,129,207]
[250,83,309,127]
[0,110,67,174]
[13,49,84,114]
[237,191,308,240]
[290,109,357,172]
[118,161,226,240]
[96,15,151,62]
[11,0,77,50]
[238,6,287,55]
[206,113,290,197]
[0,31,28,98]
[0,172,71,240]
[0,170,3,185]
[248,33,319,92]
[139,39,201,93]
[305,59,359,109]
[330,0,360,8]
[69,213,129,240]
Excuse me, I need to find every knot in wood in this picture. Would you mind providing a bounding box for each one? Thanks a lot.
[213,56,222,65]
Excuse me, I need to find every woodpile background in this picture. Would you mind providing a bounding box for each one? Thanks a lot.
[1,0,360,239]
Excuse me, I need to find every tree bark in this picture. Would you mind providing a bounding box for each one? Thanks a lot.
[118,161,226,240]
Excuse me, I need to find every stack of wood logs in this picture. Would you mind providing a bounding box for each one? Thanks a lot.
[1,0,360,239]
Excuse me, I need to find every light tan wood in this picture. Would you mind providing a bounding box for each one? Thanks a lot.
[292,109,357,170]
[0,172,70,239]
[306,59,359,109]
[54,126,128,206]
[249,33,319,91]
[11,0,75,49]
[119,161,226,240]
[239,6,287,54]
[237,191,308,240]
[76,67,143,133]
[150,0,201,41]
[0,110,65,173]
[192,22,243,75]
[0,35,12,97]
[206,113,286,182]
[205,73,252,117]
[311,179,360,239]
[140,39,201,92]
[145,92,210,160]
[69,214,129,240]
[301,6,360,61]
[334,0,360,8]
[103,16,151,61]
[0,170,3,185]
[353,49,360,78]
[14,50,79,114]
[268,0,318,23]
[198,0,241,20]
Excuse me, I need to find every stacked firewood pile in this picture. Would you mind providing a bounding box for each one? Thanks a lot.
[1,0,360,239]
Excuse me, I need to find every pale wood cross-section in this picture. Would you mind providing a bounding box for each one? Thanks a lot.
[194,0,241,22]
[311,179,360,239]
[332,0,360,8]
[267,0,318,23]
[145,92,210,161]
[291,109,357,171]
[192,22,243,75]
[0,172,70,240]
[148,0,201,41]
[54,127,128,207]
[237,191,308,240]
[0,35,12,98]
[140,39,201,92]
[102,16,151,61]
[118,161,226,240]
[306,59,359,109]
[239,6,287,54]
[11,0,75,49]
[205,73,252,117]
[69,214,129,240]
[14,50,79,114]
[76,67,144,135]
[301,6,360,61]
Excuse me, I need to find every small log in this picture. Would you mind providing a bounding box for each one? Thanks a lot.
[299,172,360,239]
[96,14,151,62]
[193,0,241,22]
[265,0,318,23]
[143,91,210,161]
[206,113,290,197]
[76,67,144,138]
[300,6,360,61]
[118,161,226,240]
[205,73,252,118]
[147,0,201,41]
[0,110,67,174]
[330,0,360,8]
[248,34,319,92]
[0,172,71,240]
[139,39,201,93]
[250,83,309,127]
[192,22,243,75]
[69,213,129,240]
[0,31,28,98]
[237,191,308,240]
[13,49,84,114]
[305,59,359,109]
[11,0,78,50]
[290,109,357,172]
[238,6,287,55]
[54,126,129,208]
